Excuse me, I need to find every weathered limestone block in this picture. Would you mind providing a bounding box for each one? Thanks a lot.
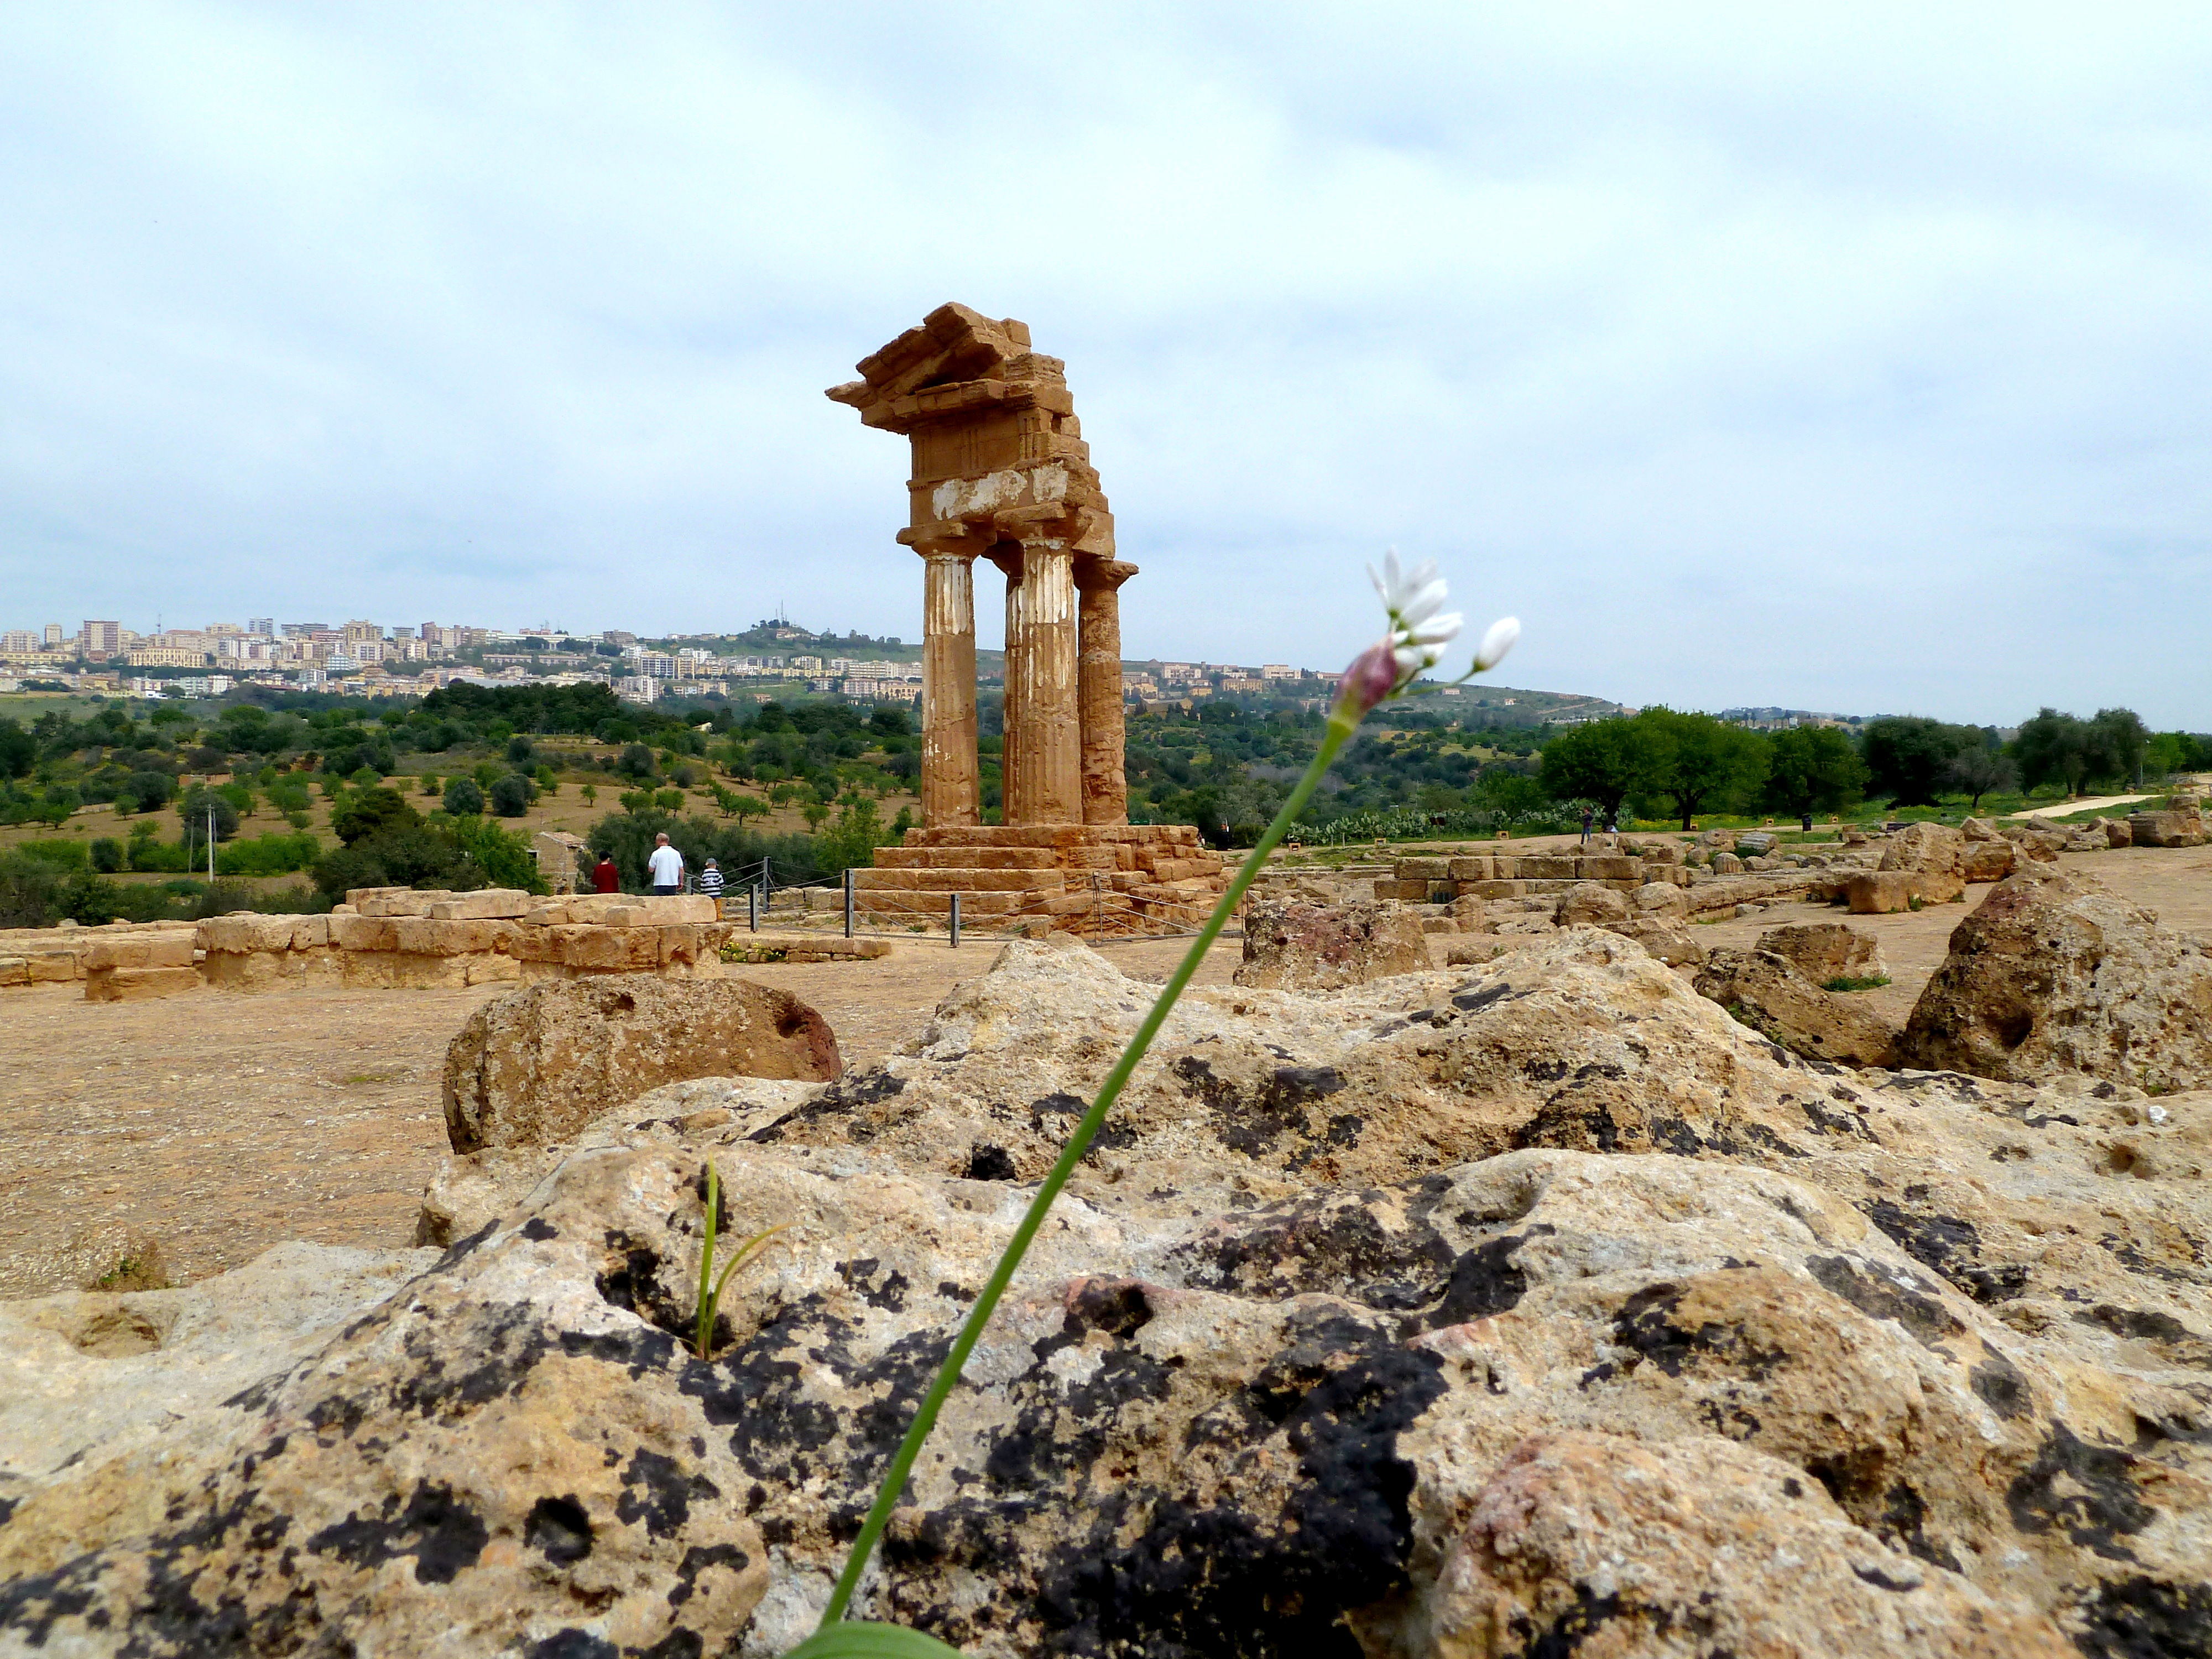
[1694,947,1900,1067]
[1372,879,1432,901]
[27,951,80,983]
[201,948,340,993]
[2128,809,2206,848]
[1879,821,1965,875]
[1518,854,1579,880]
[349,888,446,917]
[599,895,720,926]
[557,926,664,973]
[1961,839,2017,883]
[1631,881,1691,917]
[1578,854,1642,881]
[1393,857,1452,882]
[1847,872,1917,914]
[84,966,202,1002]
[1603,916,1707,967]
[442,974,842,1152]
[1234,899,1431,990]
[1757,922,1885,982]
[388,917,521,958]
[327,914,397,952]
[1554,883,1631,926]
[80,933,196,972]
[0,958,29,987]
[343,951,471,990]
[424,889,534,921]
[1902,867,2212,1088]
[1447,855,1494,881]
[2100,816,2133,848]
[1710,852,1745,875]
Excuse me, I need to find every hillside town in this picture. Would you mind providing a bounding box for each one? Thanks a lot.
[0,611,1405,715]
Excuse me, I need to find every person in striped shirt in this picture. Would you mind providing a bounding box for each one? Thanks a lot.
[697,857,725,915]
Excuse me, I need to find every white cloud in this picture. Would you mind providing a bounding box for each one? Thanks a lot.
[1,2,2207,722]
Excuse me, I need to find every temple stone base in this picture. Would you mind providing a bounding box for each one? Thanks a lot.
[853,825,1229,935]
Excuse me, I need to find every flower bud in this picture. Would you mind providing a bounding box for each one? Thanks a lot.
[1335,639,1400,721]
[1474,617,1521,672]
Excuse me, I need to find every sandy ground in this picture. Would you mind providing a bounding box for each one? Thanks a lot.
[4,846,2204,1300]
[0,932,1248,1299]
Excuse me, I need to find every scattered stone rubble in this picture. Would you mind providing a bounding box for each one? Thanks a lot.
[6,931,2209,1656]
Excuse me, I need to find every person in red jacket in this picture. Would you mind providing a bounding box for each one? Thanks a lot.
[591,852,620,894]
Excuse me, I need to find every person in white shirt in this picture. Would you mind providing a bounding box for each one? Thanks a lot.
[646,832,685,895]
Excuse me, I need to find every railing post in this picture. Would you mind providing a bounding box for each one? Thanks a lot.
[843,867,854,939]
[948,892,960,950]
[748,885,758,932]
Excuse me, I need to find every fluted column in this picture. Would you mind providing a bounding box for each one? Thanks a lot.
[1076,559,1135,826]
[917,547,979,827]
[988,544,1024,823]
[1013,542,1081,823]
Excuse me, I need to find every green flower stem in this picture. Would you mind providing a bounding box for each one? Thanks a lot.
[815,713,1358,1631]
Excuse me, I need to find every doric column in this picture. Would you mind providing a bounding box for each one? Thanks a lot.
[1015,542,1082,822]
[1076,559,1136,826]
[987,544,1024,822]
[917,546,979,827]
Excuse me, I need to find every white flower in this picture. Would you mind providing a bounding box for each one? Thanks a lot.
[1473,616,1521,672]
[1369,549,1463,689]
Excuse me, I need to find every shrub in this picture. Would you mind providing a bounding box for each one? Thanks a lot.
[505,735,535,764]
[17,838,89,871]
[1822,974,1892,993]
[618,743,658,780]
[488,774,531,817]
[122,770,176,813]
[89,838,123,874]
[216,831,324,876]
[444,777,486,816]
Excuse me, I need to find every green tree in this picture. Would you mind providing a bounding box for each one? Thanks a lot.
[1538,718,1649,819]
[1944,741,2015,812]
[2010,709,2090,797]
[176,786,239,860]
[654,787,686,812]
[1762,726,1866,820]
[0,718,35,780]
[38,785,81,828]
[1860,717,1968,808]
[444,776,487,816]
[2086,707,2149,789]
[89,838,123,873]
[332,787,421,844]
[488,774,531,817]
[1633,709,1766,830]
[618,743,658,780]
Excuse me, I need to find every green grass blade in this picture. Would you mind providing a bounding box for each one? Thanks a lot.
[781,1620,964,1657]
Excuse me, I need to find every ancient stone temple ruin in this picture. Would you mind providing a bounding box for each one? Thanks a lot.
[828,304,1227,932]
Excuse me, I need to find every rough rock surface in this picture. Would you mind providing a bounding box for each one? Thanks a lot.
[1234,898,1430,990]
[7,934,2211,1657]
[442,973,842,1153]
[1759,920,1886,982]
[1693,946,1902,1067]
[1903,867,2212,1089]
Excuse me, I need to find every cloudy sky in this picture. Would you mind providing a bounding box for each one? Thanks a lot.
[3,4,2208,725]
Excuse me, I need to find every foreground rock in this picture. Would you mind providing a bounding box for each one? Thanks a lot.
[442,973,842,1153]
[1234,898,1429,990]
[1903,867,2212,1089]
[7,936,2210,1657]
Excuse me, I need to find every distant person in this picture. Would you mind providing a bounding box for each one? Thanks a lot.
[698,857,725,914]
[1580,806,1594,848]
[591,852,620,894]
[1604,806,1619,838]
[1801,810,1814,834]
[647,832,685,896]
